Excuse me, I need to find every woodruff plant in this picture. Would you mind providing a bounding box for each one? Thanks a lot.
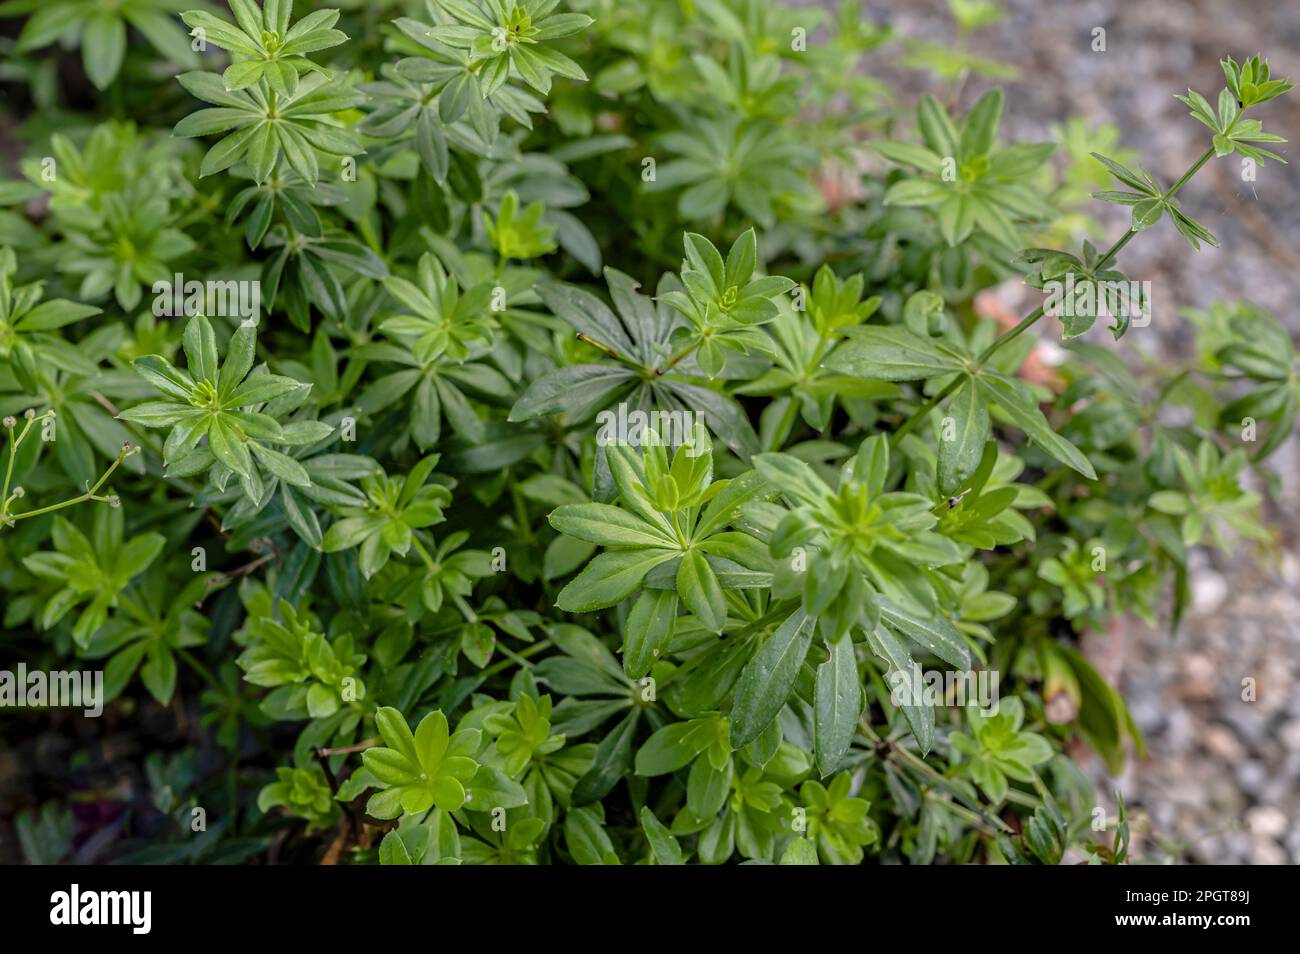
[0,0,1294,866]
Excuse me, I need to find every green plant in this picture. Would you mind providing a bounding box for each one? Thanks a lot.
[0,0,1293,867]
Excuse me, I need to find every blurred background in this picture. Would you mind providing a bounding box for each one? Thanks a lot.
[849,0,1300,862]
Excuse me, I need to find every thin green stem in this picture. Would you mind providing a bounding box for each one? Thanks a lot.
[2,412,45,506]
[576,333,641,371]
[889,377,963,447]
[975,304,1047,364]
[510,483,535,544]
[4,441,140,524]
[477,639,553,681]
[177,647,222,693]
[924,790,1003,838]
[888,138,1226,449]
[658,338,701,375]
[859,718,1015,834]
[1151,368,1192,413]
[1090,229,1138,275]
[1164,146,1217,201]
[495,642,536,670]
[2,422,18,507]
[410,532,437,570]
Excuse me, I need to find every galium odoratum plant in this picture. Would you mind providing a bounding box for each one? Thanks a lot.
[0,0,1293,869]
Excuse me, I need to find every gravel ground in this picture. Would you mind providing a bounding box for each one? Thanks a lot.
[856,0,1300,863]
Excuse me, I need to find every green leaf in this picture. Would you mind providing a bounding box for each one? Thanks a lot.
[686,754,732,817]
[133,355,196,401]
[15,299,100,331]
[676,550,726,633]
[813,635,862,776]
[917,95,960,158]
[780,838,819,865]
[554,550,678,612]
[208,417,253,478]
[219,323,257,396]
[549,503,675,548]
[463,765,528,811]
[640,806,684,865]
[683,233,726,296]
[182,315,219,384]
[572,710,638,806]
[866,626,935,754]
[635,722,700,776]
[828,326,968,381]
[879,600,970,669]
[961,89,1003,157]
[873,141,945,174]
[623,589,678,678]
[249,443,311,487]
[884,178,951,206]
[730,609,813,747]
[937,377,990,496]
[82,13,127,90]
[977,373,1097,479]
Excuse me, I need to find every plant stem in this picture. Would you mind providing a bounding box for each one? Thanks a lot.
[178,648,223,693]
[575,333,633,369]
[410,533,436,569]
[657,339,700,375]
[476,639,553,681]
[1150,367,1192,415]
[2,412,47,505]
[2,421,21,507]
[859,718,1015,833]
[319,738,379,757]
[1164,146,1216,201]
[925,790,1003,838]
[495,642,536,670]
[3,439,140,524]
[889,375,965,447]
[976,304,1047,365]
[888,143,1222,449]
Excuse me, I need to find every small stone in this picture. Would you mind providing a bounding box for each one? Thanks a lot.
[1250,836,1287,866]
[1190,563,1228,614]
[1279,722,1300,753]
[1286,827,1300,863]
[1129,696,1168,734]
[1248,805,1289,837]
[1179,653,1217,702]
[1236,761,1268,796]
[1202,724,1245,762]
